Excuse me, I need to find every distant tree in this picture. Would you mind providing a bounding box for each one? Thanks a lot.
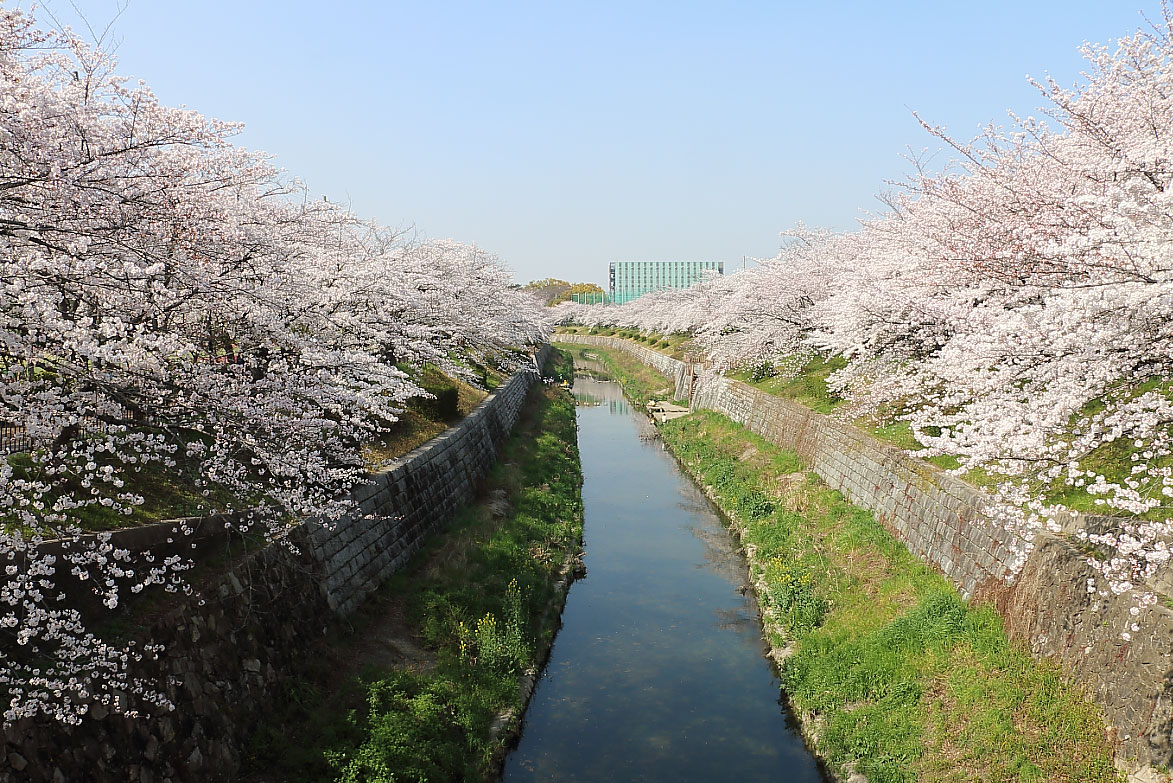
[524,279,605,306]
[523,278,571,305]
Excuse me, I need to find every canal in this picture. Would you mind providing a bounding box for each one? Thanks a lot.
[502,375,824,782]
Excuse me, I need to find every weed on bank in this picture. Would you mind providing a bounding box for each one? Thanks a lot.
[659,411,1120,783]
[244,350,584,783]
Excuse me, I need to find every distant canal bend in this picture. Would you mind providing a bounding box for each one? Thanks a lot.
[502,375,824,782]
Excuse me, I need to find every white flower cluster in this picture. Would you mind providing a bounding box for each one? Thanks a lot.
[0,9,548,725]
[554,11,1173,642]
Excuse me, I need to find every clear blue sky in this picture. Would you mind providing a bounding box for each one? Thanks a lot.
[32,1,1162,286]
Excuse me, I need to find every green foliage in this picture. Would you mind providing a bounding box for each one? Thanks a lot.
[522,277,571,290]
[523,279,605,306]
[702,455,776,520]
[329,673,476,783]
[762,555,827,634]
[749,361,777,382]
[244,352,585,782]
[564,345,674,406]
[407,366,462,421]
[658,410,1120,783]
[544,347,576,386]
[461,357,505,390]
[456,579,530,676]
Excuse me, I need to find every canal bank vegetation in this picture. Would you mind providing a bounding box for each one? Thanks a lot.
[362,364,495,465]
[567,332,1173,536]
[560,344,680,406]
[243,350,585,783]
[555,325,692,359]
[561,331,990,475]
[659,410,1120,783]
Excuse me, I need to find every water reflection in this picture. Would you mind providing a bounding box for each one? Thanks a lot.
[568,354,612,380]
[572,376,631,411]
[502,377,823,783]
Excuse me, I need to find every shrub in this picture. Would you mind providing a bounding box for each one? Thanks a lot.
[763,556,827,634]
[750,361,777,382]
[408,368,461,421]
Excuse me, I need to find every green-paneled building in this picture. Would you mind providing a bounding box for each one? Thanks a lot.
[608,260,724,305]
[569,291,611,304]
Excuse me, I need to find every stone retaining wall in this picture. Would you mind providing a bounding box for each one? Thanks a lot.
[2,532,333,783]
[2,348,553,782]
[559,334,1173,768]
[690,373,1021,599]
[306,345,553,614]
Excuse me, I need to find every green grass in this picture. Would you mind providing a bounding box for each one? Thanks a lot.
[560,344,681,406]
[242,348,585,783]
[555,325,694,359]
[362,410,451,466]
[729,355,848,414]
[730,352,1173,520]
[458,355,509,391]
[365,366,489,466]
[860,402,1171,521]
[659,410,1120,783]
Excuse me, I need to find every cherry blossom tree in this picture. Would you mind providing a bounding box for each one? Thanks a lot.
[556,9,1173,639]
[817,13,1173,626]
[0,7,546,725]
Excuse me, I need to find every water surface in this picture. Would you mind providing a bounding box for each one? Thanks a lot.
[502,376,823,782]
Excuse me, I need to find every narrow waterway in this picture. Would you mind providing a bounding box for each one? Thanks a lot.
[502,376,824,782]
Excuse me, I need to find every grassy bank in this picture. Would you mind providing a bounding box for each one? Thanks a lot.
[569,334,1173,533]
[364,365,490,465]
[554,325,691,359]
[244,349,585,783]
[558,343,677,406]
[658,410,1120,783]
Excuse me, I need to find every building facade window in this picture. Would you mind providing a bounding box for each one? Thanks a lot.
[607,260,723,305]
